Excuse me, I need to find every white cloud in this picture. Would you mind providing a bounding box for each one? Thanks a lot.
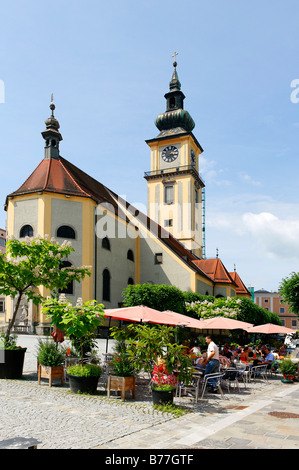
[199,156,231,186]
[239,171,262,187]
[242,212,299,260]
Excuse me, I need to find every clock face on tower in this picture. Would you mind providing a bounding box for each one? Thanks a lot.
[161,145,179,163]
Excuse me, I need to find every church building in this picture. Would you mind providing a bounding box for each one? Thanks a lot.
[3,60,250,335]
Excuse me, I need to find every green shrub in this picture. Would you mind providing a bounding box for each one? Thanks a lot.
[111,354,136,377]
[278,359,298,376]
[37,339,65,367]
[67,363,102,377]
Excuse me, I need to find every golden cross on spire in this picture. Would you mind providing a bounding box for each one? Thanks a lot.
[172,51,179,66]
[50,92,55,116]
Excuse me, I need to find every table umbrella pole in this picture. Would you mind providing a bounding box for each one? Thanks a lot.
[106,316,111,354]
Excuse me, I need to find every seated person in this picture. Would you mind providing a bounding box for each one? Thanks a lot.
[189,341,201,362]
[259,346,275,369]
[273,349,280,360]
[219,353,231,367]
[279,346,287,357]
[248,347,254,359]
[194,352,207,373]
[221,344,233,360]
[231,345,242,356]
[240,346,249,362]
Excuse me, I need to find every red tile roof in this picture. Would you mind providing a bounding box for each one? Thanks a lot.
[6,156,117,208]
[229,271,251,296]
[5,156,213,281]
[193,258,237,287]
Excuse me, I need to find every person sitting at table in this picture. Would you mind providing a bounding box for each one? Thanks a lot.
[194,352,207,373]
[189,341,201,361]
[240,346,249,362]
[253,345,265,365]
[273,349,280,360]
[279,346,287,357]
[219,353,231,367]
[248,347,254,359]
[221,344,233,360]
[231,345,242,357]
[259,346,275,370]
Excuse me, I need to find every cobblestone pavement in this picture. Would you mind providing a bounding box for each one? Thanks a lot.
[1,335,299,450]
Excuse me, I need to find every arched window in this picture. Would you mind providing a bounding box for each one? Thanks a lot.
[20,224,33,238]
[57,225,76,239]
[169,97,176,108]
[59,261,73,295]
[128,277,134,285]
[102,269,111,301]
[102,237,110,250]
[127,249,134,261]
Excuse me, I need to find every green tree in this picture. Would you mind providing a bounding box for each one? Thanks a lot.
[185,296,242,319]
[0,236,91,347]
[123,283,186,314]
[42,296,104,365]
[118,323,193,388]
[279,272,299,317]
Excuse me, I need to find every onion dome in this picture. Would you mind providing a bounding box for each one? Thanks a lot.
[41,94,63,159]
[154,60,195,133]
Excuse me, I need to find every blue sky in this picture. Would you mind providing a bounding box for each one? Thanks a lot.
[0,0,299,292]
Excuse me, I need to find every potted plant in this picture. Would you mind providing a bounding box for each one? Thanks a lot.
[123,324,193,405]
[0,333,27,379]
[42,296,104,394]
[36,338,65,386]
[0,236,91,379]
[278,359,298,383]
[107,328,137,401]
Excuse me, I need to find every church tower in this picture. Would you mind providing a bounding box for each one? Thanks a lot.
[145,56,205,258]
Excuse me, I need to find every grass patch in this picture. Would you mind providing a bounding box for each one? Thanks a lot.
[153,403,191,417]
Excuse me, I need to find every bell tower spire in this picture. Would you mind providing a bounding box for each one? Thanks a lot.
[41,94,63,159]
[145,56,205,258]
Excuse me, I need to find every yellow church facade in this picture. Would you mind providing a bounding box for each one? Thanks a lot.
[2,63,250,335]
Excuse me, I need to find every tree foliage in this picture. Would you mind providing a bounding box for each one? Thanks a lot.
[185,296,242,319]
[123,283,187,314]
[279,272,299,316]
[42,296,104,365]
[123,283,281,326]
[0,236,91,345]
[118,323,193,386]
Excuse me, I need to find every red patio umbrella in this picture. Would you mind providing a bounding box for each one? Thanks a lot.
[104,305,188,326]
[162,310,208,329]
[103,305,189,353]
[247,323,294,334]
[195,316,253,331]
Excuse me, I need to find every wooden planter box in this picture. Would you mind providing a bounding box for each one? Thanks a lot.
[38,363,64,387]
[107,375,136,401]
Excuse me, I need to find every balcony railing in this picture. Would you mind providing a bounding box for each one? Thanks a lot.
[144,165,205,185]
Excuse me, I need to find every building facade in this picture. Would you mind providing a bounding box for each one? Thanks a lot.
[0,228,6,323]
[254,289,298,330]
[2,63,250,334]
